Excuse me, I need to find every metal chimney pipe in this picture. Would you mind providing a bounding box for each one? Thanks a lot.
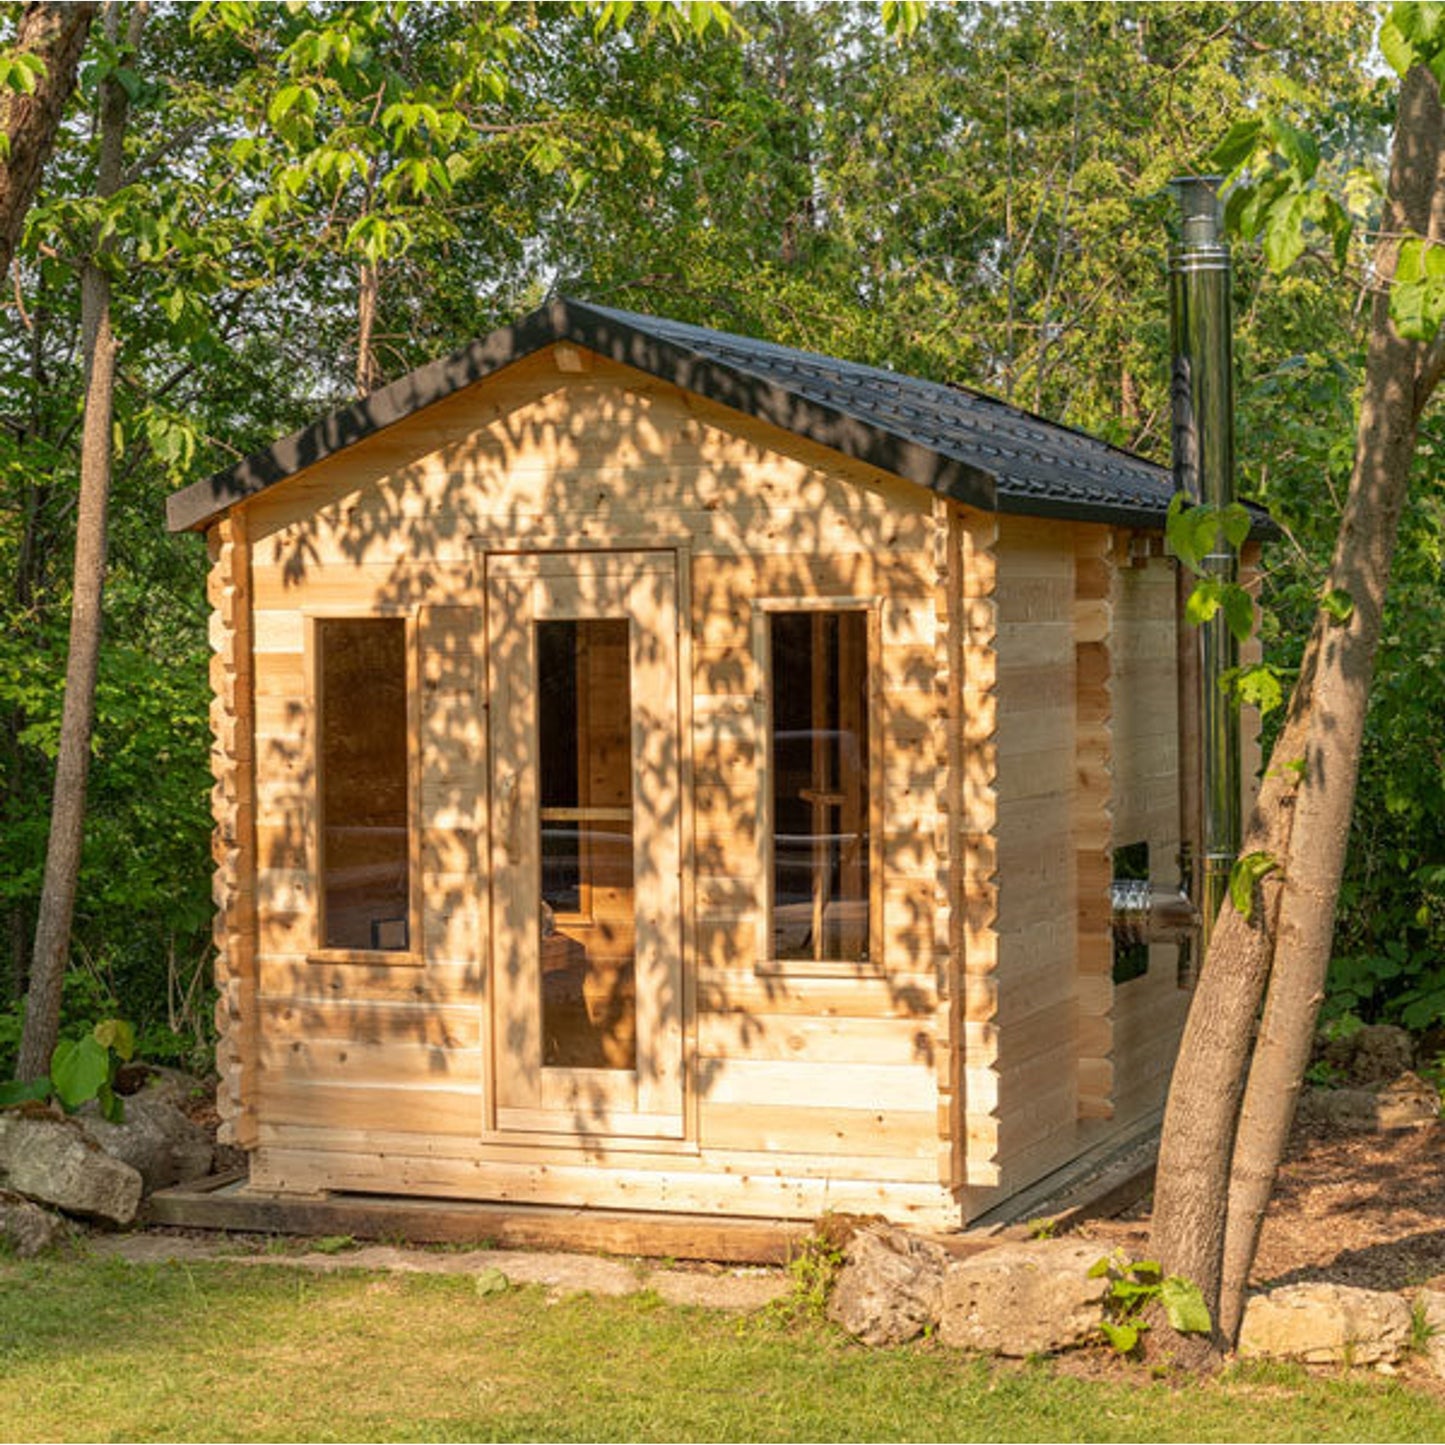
[1169,176,1242,971]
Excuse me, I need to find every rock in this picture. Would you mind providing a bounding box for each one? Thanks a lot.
[1320,1025,1415,1086]
[77,1087,214,1194]
[1418,1290,1445,1379]
[827,1223,950,1347]
[1238,1283,1412,1366]
[937,1241,1110,1356]
[1297,1072,1439,1132]
[0,1189,66,1257]
[1297,1086,1384,1131]
[1374,1071,1439,1129]
[0,1107,143,1224]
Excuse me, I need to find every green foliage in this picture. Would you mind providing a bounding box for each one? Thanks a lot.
[0,1017,135,1121]
[1090,1251,1212,1357]
[1230,851,1282,922]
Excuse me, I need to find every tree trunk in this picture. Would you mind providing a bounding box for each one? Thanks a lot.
[355,258,381,395]
[16,1,145,1081]
[0,2,98,280]
[1216,61,1445,1343]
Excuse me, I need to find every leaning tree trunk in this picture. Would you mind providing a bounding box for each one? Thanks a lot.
[0,2,98,280]
[16,1,146,1081]
[1216,61,1445,1343]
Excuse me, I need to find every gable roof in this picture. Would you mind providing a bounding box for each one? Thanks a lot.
[166,296,1274,536]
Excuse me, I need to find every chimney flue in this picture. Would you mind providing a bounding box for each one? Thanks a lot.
[1170,176,1242,976]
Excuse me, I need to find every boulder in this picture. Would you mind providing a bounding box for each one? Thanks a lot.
[937,1241,1110,1356]
[827,1223,950,1347]
[1417,1289,1445,1379]
[0,1108,142,1225]
[0,1189,66,1257]
[1238,1283,1412,1366]
[1319,1025,1414,1086]
[1374,1071,1439,1129]
[1297,1072,1439,1132]
[77,1087,214,1194]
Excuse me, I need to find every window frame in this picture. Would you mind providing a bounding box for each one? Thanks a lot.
[752,596,884,979]
[305,609,424,968]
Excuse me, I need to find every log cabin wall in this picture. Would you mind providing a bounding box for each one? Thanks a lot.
[1099,548,1188,1132]
[229,342,965,1226]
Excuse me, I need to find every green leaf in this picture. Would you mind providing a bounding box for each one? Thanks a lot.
[0,1077,53,1108]
[50,1036,111,1111]
[1185,579,1223,627]
[1234,664,1285,716]
[1321,587,1355,624]
[1099,1321,1141,1354]
[1380,13,1416,76]
[1262,189,1309,273]
[1223,584,1256,644]
[1160,1276,1212,1334]
[94,1018,136,1062]
[475,1265,510,1296]
[1230,851,1281,922]
[1087,1256,1114,1279]
[1207,118,1263,176]
[1220,502,1253,550]
[97,1081,124,1124]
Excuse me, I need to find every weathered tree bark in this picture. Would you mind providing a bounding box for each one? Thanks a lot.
[1216,61,1445,1343]
[17,2,146,1081]
[0,2,98,280]
[356,258,381,395]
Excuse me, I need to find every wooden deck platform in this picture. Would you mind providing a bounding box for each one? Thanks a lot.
[144,1172,814,1264]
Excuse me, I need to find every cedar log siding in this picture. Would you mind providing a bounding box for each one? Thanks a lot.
[233,344,963,1225]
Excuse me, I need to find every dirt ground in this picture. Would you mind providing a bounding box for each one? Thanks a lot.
[1078,1114,1445,1294]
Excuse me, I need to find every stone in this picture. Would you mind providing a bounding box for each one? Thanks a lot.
[1374,1071,1439,1129]
[1297,1072,1440,1132]
[827,1223,950,1347]
[77,1087,214,1194]
[1418,1290,1445,1379]
[937,1241,1111,1356]
[1320,1025,1415,1086]
[0,1107,143,1225]
[0,1189,66,1257]
[1237,1283,1412,1366]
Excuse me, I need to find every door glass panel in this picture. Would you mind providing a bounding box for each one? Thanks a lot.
[770,610,870,962]
[537,618,636,1070]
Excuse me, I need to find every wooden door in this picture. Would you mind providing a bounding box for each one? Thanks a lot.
[486,551,684,1138]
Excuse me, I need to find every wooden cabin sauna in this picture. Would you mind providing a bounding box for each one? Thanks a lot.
[169,299,1264,1231]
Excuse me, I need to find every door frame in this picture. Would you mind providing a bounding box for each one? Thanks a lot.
[480,543,694,1144]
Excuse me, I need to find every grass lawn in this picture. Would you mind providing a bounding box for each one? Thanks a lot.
[2,1253,1444,1442]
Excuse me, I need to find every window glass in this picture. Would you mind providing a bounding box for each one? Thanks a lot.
[319,619,410,951]
[537,619,637,1070]
[770,610,870,962]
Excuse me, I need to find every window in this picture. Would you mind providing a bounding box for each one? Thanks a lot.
[763,607,875,969]
[316,617,415,956]
[1111,840,1150,984]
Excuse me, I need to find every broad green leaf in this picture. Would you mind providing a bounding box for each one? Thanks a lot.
[1160,1276,1212,1334]
[1220,503,1253,550]
[1230,851,1280,921]
[1185,579,1223,627]
[1321,587,1355,624]
[50,1036,111,1111]
[1223,583,1255,644]
[1234,664,1284,715]
[1380,13,1416,75]
[1208,118,1263,176]
[1262,189,1309,273]
[94,1018,136,1062]
[1099,1321,1141,1353]
[1087,1256,1113,1279]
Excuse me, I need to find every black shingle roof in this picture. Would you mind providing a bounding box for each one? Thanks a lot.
[167,297,1273,536]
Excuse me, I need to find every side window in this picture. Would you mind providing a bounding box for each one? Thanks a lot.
[762,607,876,971]
[316,617,416,956]
[1111,840,1150,984]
